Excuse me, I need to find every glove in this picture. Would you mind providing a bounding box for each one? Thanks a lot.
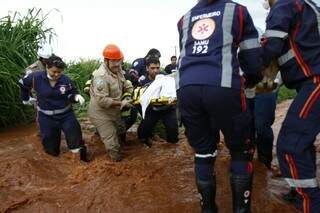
[74,94,85,105]
[120,99,133,110]
[129,69,139,81]
[22,97,36,106]
[138,75,146,83]
[244,72,263,88]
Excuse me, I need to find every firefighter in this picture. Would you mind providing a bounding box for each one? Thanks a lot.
[177,0,263,212]
[261,0,320,212]
[19,55,88,162]
[88,44,133,162]
[25,44,53,74]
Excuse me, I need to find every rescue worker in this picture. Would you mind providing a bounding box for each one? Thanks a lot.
[88,44,133,162]
[164,56,178,74]
[128,48,161,86]
[261,0,320,212]
[19,55,88,162]
[25,44,53,74]
[137,57,179,147]
[177,0,263,212]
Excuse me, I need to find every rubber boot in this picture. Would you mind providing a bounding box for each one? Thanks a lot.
[230,174,253,213]
[196,177,218,213]
[80,146,90,162]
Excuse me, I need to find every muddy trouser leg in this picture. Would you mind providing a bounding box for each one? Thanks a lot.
[96,120,121,158]
[123,106,138,130]
[254,92,277,169]
[277,82,320,213]
[178,86,219,213]
[61,111,87,161]
[137,107,159,141]
[38,112,61,156]
[161,107,179,143]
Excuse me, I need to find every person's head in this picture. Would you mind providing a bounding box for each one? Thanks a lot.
[37,44,53,66]
[170,56,177,65]
[46,55,66,81]
[102,44,124,74]
[146,57,161,80]
[145,48,161,60]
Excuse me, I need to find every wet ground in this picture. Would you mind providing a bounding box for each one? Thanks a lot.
[0,100,319,213]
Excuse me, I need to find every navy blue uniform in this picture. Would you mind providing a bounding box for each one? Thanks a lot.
[137,80,178,144]
[177,0,262,212]
[262,0,320,212]
[129,58,147,86]
[19,71,84,156]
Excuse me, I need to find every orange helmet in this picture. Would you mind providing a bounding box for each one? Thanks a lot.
[102,44,124,60]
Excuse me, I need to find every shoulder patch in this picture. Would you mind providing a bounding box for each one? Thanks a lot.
[94,77,106,91]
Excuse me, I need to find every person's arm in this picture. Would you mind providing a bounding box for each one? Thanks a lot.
[18,72,35,102]
[91,76,121,108]
[237,6,264,87]
[261,0,299,67]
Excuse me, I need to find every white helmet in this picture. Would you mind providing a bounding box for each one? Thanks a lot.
[37,44,53,59]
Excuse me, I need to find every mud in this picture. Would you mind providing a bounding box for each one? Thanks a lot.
[0,100,318,213]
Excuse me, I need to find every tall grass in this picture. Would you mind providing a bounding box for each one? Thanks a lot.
[0,8,53,128]
[64,59,100,116]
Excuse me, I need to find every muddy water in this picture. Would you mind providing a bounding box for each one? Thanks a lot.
[0,100,318,213]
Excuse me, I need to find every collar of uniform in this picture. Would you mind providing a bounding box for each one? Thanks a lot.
[42,71,64,83]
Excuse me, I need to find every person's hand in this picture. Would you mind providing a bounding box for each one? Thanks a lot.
[129,69,139,81]
[120,99,133,110]
[22,97,36,105]
[74,94,85,105]
[244,72,263,88]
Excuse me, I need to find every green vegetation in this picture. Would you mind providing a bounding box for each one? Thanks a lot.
[278,86,297,103]
[0,9,53,128]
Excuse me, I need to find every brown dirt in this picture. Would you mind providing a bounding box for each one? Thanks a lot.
[0,100,318,213]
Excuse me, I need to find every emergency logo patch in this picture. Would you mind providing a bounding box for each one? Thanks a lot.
[60,86,66,95]
[192,18,215,40]
[94,78,106,91]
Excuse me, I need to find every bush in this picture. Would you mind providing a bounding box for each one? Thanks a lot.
[0,8,53,128]
[278,86,297,103]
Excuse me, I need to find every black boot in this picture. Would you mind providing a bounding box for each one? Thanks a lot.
[80,146,90,162]
[230,174,253,213]
[196,177,218,213]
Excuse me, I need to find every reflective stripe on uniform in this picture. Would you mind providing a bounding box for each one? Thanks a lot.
[264,30,288,39]
[239,38,260,50]
[278,49,294,66]
[195,150,218,159]
[221,3,236,88]
[37,104,71,116]
[285,178,318,188]
[177,11,191,90]
[305,0,320,36]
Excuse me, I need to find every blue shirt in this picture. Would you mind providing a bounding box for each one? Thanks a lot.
[262,0,320,88]
[178,0,262,89]
[20,71,79,111]
[131,58,147,77]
